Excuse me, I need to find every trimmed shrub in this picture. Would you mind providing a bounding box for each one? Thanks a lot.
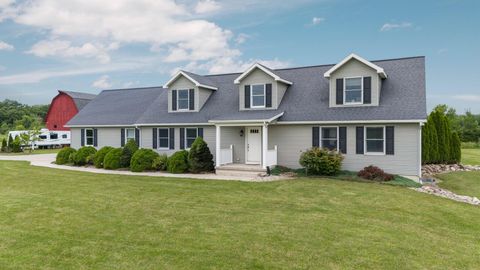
[299,147,343,176]
[152,154,168,171]
[93,146,114,168]
[358,165,394,181]
[130,149,160,172]
[188,137,214,173]
[121,139,138,167]
[7,134,13,152]
[56,147,76,165]
[104,148,123,170]
[167,150,189,174]
[451,132,461,164]
[73,146,97,166]
[1,138,6,152]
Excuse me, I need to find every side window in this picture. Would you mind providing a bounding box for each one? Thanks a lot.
[158,128,169,149]
[321,127,338,151]
[85,129,94,146]
[50,133,58,139]
[365,127,385,154]
[185,128,198,148]
[125,128,135,142]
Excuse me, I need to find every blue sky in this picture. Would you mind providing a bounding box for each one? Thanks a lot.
[0,0,479,113]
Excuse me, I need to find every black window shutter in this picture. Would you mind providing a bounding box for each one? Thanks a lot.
[169,128,175,150]
[120,128,125,147]
[180,128,185,149]
[152,128,157,149]
[198,127,204,138]
[189,89,195,110]
[363,77,371,104]
[93,129,98,147]
[244,85,251,108]
[356,126,364,154]
[312,127,319,147]
[135,128,140,147]
[81,129,85,147]
[336,78,343,105]
[172,90,177,111]
[386,126,395,155]
[265,84,272,108]
[339,127,347,154]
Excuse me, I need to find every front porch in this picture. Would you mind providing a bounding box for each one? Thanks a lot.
[214,123,278,170]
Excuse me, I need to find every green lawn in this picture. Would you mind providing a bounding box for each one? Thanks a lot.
[0,161,479,269]
[462,148,480,165]
[0,148,60,155]
[437,171,480,198]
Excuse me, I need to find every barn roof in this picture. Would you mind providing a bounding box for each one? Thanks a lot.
[59,90,97,110]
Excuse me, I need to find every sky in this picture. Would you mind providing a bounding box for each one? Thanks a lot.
[0,0,479,113]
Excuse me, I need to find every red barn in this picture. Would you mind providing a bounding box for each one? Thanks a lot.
[45,90,97,131]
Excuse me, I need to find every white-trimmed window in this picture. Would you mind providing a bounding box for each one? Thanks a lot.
[344,77,363,104]
[251,84,266,108]
[85,128,94,146]
[125,128,136,142]
[186,128,198,148]
[365,126,385,154]
[177,89,189,110]
[321,127,338,151]
[158,128,169,149]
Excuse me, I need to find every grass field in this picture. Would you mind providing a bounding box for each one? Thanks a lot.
[0,148,60,155]
[437,171,480,198]
[0,161,479,269]
[462,148,480,165]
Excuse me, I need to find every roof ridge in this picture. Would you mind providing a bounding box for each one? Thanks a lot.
[102,86,164,92]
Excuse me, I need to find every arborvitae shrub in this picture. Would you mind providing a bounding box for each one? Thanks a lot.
[1,138,6,152]
[188,137,214,173]
[93,146,114,168]
[56,147,76,165]
[104,148,123,170]
[451,132,462,164]
[121,139,138,167]
[167,150,189,173]
[130,149,160,172]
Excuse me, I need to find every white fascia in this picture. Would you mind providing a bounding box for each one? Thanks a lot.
[324,53,388,79]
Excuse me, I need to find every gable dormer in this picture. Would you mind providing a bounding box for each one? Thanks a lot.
[164,70,217,112]
[324,54,387,107]
[234,63,292,110]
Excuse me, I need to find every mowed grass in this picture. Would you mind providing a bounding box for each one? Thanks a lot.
[0,161,479,269]
[437,171,480,198]
[462,148,480,165]
[0,148,60,155]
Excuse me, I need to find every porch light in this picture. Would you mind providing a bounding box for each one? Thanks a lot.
[240,129,244,137]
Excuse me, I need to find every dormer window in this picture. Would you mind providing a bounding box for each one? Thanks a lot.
[251,84,266,108]
[177,89,190,110]
[344,77,363,105]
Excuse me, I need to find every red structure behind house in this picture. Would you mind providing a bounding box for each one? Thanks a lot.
[45,90,97,131]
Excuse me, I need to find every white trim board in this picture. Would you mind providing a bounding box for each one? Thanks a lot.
[234,63,293,85]
[324,53,387,79]
[164,70,218,90]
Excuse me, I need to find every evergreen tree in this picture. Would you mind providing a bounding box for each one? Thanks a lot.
[443,117,452,163]
[429,119,439,163]
[1,138,6,152]
[7,134,13,153]
[422,122,431,164]
[188,137,214,173]
[450,132,461,164]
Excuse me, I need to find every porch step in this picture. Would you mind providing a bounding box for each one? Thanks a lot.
[215,164,266,177]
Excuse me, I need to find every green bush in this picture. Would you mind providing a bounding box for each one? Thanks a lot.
[93,146,114,168]
[121,139,138,167]
[11,136,22,153]
[130,149,160,172]
[299,147,343,176]
[188,137,214,173]
[104,148,123,170]
[167,150,189,173]
[152,154,168,171]
[73,146,97,166]
[56,147,76,165]
[1,138,6,152]
[451,132,461,163]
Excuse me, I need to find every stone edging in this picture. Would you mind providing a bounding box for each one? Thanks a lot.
[411,185,480,206]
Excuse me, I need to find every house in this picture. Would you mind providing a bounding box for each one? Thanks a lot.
[66,54,426,177]
[45,90,97,131]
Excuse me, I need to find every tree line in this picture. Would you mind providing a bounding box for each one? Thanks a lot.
[0,99,49,134]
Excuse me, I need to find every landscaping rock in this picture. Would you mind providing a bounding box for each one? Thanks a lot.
[412,185,480,206]
[422,164,480,177]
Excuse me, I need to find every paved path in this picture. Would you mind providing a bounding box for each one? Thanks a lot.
[0,154,289,182]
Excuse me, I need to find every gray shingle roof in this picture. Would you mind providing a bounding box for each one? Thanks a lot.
[67,87,163,126]
[67,56,426,126]
[181,70,218,89]
[60,90,97,110]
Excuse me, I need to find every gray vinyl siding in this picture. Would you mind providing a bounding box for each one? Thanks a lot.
[168,76,213,112]
[239,68,286,110]
[329,58,381,107]
[140,126,216,160]
[269,123,421,176]
[70,127,123,149]
[220,126,245,163]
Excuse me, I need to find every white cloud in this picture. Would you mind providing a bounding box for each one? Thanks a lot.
[0,40,14,51]
[92,75,112,89]
[452,95,480,102]
[235,33,250,44]
[195,0,221,14]
[380,22,413,32]
[180,57,291,75]
[311,17,325,25]
[27,39,115,63]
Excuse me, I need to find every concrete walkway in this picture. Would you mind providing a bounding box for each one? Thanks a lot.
[0,154,290,182]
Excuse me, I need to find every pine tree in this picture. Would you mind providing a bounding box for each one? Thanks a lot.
[188,137,214,173]
[451,132,461,164]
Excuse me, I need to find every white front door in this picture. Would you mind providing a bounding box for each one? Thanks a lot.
[246,127,262,164]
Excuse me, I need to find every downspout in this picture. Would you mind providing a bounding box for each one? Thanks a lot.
[419,122,424,178]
